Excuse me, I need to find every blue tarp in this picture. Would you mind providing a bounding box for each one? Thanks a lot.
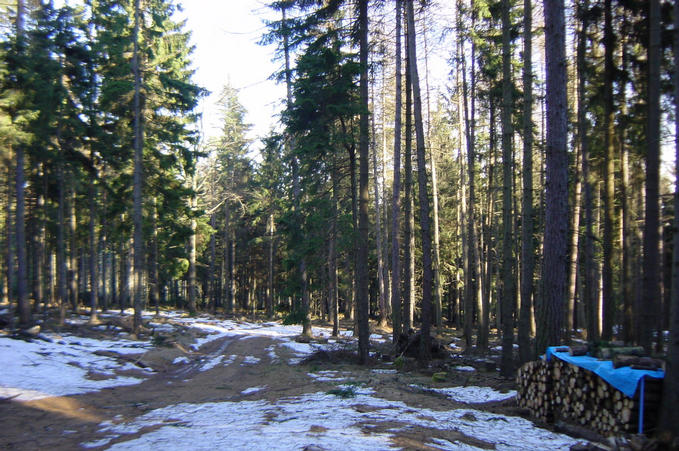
[545,346,664,398]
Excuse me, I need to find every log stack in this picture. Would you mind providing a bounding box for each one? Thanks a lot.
[516,357,663,436]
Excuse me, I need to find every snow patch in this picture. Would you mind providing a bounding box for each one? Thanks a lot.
[411,384,516,403]
[241,356,261,365]
[95,390,577,451]
[241,386,266,395]
[0,335,147,401]
[371,369,397,374]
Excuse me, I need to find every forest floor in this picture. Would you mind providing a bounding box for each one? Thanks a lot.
[0,307,589,450]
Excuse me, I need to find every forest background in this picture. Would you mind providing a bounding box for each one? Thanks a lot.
[1,0,678,439]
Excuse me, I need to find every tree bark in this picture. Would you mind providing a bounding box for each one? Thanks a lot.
[660,0,679,435]
[641,0,661,353]
[371,85,388,328]
[69,187,78,311]
[500,0,515,378]
[538,0,568,353]
[281,5,311,335]
[576,0,598,343]
[223,199,233,313]
[406,0,433,363]
[330,155,339,337]
[267,212,275,318]
[519,0,535,364]
[391,0,403,344]
[357,0,371,364]
[132,0,144,331]
[403,22,415,334]
[14,0,30,328]
[150,197,160,315]
[209,211,216,314]
[88,171,99,323]
[601,0,615,341]
[57,163,67,324]
[188,193,197,315]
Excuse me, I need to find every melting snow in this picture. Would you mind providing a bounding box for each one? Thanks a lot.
[411,384,516,403]
[92,390,577,451]
[0,334,147,401]
[241,386,266,395]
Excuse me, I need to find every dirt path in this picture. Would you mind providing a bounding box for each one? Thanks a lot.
[0,315,576,450]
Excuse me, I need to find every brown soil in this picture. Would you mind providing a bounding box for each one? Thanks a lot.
[0,312,534,450]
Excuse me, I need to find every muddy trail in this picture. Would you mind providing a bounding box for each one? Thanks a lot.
[0,311,584,450]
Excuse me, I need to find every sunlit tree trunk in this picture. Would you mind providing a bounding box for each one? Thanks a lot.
[371,85,388,328]
[403,22,415,333]
[150,197,160,315]
[601,0,615,341]
[188,192,197,315]
[391,0,403,344]
[132,0,145,331]
[500,0,515,377]
[267,213,275,318]
[14,0,30,329]
[519,0,535,364]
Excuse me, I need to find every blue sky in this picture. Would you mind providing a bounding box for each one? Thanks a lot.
[180,0,286,146]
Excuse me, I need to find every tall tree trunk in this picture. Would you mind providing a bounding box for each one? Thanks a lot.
[267,212,275,318]
[281,6,311,335]
[150,197,159,315]
[209,211,216,314]
[660,0,679,435]
[403,25,415,333]
[455,4,471,346]
[14,0,30,328]
[331,154,340,337]
[500,0,515,377]
[3,159,11,310]
[567,144,582,337]
[484,102,497,346]
[577,0,597,342]
[357,0,371,364]
[34,164,45,313]
[641,0,661,353]
[601,0,615,341]
[57,163,67,324]
[391,0,403,344]
[132,0,144,332]
[188,192,197,315]
[620,22,632,342]
[519,0,535,364]
[406,0,433,363]
[538,0,568,352]
[223,200,232,313]
[461,0,482,351]
[421,10,443,332]
[88,172,99,323]
[371,86,388,328]
[69,187,77,311]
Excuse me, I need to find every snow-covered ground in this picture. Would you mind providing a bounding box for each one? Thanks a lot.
[85,388,578,451]
[410,384,517,403]
[0,332,151,401]
[1,310,585,450]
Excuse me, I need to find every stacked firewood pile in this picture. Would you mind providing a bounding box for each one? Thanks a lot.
[516,355,663,436]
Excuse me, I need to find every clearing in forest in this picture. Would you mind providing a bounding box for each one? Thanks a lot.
[0,309,585,450]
